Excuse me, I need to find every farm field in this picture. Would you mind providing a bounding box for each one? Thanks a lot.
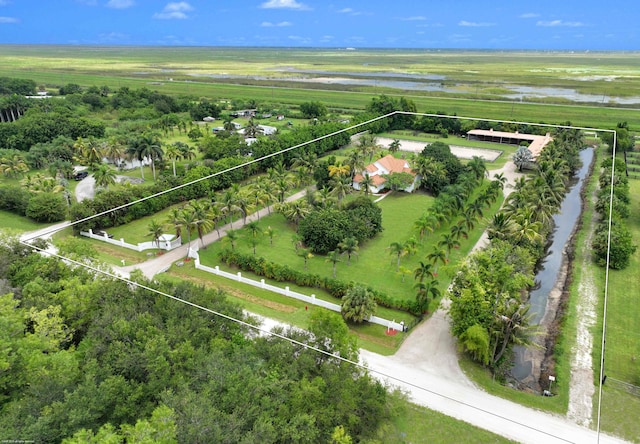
[2,45,640,129]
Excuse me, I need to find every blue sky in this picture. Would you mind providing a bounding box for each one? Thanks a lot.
[0,0,637,50]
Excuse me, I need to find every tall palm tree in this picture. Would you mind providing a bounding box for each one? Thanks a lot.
[243,119,263,138]
[467,156,487,183]
[389,139,401,153]
[104,137,125,166]
[414,278,441,313]
[438,233,460,261]
[126,132,163,180]
[178,142,197,163]
[178,207,198,252]
[413,261,435,283]
[264,225,276,246]
[346,150,365,181]
[450,223,468,240]
[219,188,241,227]
[358,172,375,196]
[387,241,407,272]
[338,237,359,265]
[189,200,214,248]
[357,133,379,162]
[224,229,238,251]
[329,176,352,203]
[92,164,117,189]
[164,143,183,177]
[325,249,342,278]
[414,213,436,242]
[235,191,253,225]
[166,207,184,240]
[427,247,447,275]
[146,219,164,249]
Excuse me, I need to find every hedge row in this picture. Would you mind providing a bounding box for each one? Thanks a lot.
[218,249,420,315]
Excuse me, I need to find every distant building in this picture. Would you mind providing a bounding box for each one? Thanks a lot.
[352,154,419,194]
[466,129,553,159]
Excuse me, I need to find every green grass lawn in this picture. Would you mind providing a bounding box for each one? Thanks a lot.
[0,210,49,233]
[159,263,407,355]
[591,174,640,441]
[198,186,502,312]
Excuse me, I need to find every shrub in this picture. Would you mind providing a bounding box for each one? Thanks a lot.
[26,192,67,223]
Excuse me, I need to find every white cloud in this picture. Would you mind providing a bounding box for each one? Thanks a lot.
[400,16,427,21]
[338,8,352,13]
[261,0,310,10]
[537,20,584,27]
[0,1,10,6]
[0,16,18,23]
[153,2,193,19]
[459,20,494,27]
[261,21,292,27]
[98,32,129,42]
[106,0,134,9]
[519,13,540,19]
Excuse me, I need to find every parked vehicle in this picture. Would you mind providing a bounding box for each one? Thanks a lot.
[74,171,89,180]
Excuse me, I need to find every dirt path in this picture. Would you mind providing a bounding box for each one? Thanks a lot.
[567,181,598,426]
[375,137,503,162]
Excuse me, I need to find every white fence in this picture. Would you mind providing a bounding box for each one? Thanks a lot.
[80,229,182,252]
[191,251,405,332]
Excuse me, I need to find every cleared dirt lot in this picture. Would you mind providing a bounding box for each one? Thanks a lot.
[376,137,503,162]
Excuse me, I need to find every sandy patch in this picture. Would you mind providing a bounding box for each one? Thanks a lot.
[375,137,503,162]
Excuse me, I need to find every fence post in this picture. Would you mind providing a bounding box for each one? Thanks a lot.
[261,279,265,288]
[215,266,219,274]
[237,272,242,282]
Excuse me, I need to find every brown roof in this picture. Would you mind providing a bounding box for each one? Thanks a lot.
[353,154,416,186]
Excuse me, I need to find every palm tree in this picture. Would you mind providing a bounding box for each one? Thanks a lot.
[493,172,508,190]
[328,163,350,179]
[164,143,183,177]
[358,172,375,196]
[338,237,359,265]
[224,229,238,251]
[341,285,376,323]
[189,200,214,248]
[298,248,313,270]
[146,219,164,249]
[466,199,485,220]
[92,164,117,189]
[389,139,401,153]
[178,143,197,163]
[345,150,365,181]
[414,278,441,313]
[74,137,103,167]
[387,241,406,272]
[104,137,125,166]
[235,191,253,225]
[413,261,435,283]
[450,223,468,240]
[427,247,447,276]
[243,119,263,138]
[246,220,261,239]
[126,132,163,180]
[438,233,460,261]
[265,226,276,246]
[219,188,241,227]
[414,213,436,242]
[329,176,352,203]
[208,203,224,238]
[166,207,184,239]
[487,212,514,241]
[178,207,197,252]
[357,133,379,162]
[467,156,487,183]
[326,249,342,278]
[1,154,29,177]
[277,200,311,228]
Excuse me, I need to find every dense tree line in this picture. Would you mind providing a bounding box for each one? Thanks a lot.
[593,157,636,269]
[450,128,585,376]
[0,236,390,442]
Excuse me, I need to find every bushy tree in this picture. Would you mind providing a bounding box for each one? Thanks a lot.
[341,285,377,323]
[300,101,327,119]
[593,220,636,270]
[25,192,67,222]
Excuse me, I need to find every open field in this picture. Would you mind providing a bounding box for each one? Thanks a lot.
[2,45,640,129]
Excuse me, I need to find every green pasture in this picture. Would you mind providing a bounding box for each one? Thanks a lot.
[160,264,407,355]
[593,175,640,441]
[2,46,640,129]
[0,210,49,233]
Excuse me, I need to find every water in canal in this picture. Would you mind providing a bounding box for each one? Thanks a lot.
[511,147,594,381]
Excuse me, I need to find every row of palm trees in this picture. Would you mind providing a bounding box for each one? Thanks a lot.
[72,133,198,183]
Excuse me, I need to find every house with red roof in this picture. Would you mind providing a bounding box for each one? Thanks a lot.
[352,154,419,194]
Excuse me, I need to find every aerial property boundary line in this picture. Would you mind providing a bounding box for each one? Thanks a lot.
[17,111,619,443]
